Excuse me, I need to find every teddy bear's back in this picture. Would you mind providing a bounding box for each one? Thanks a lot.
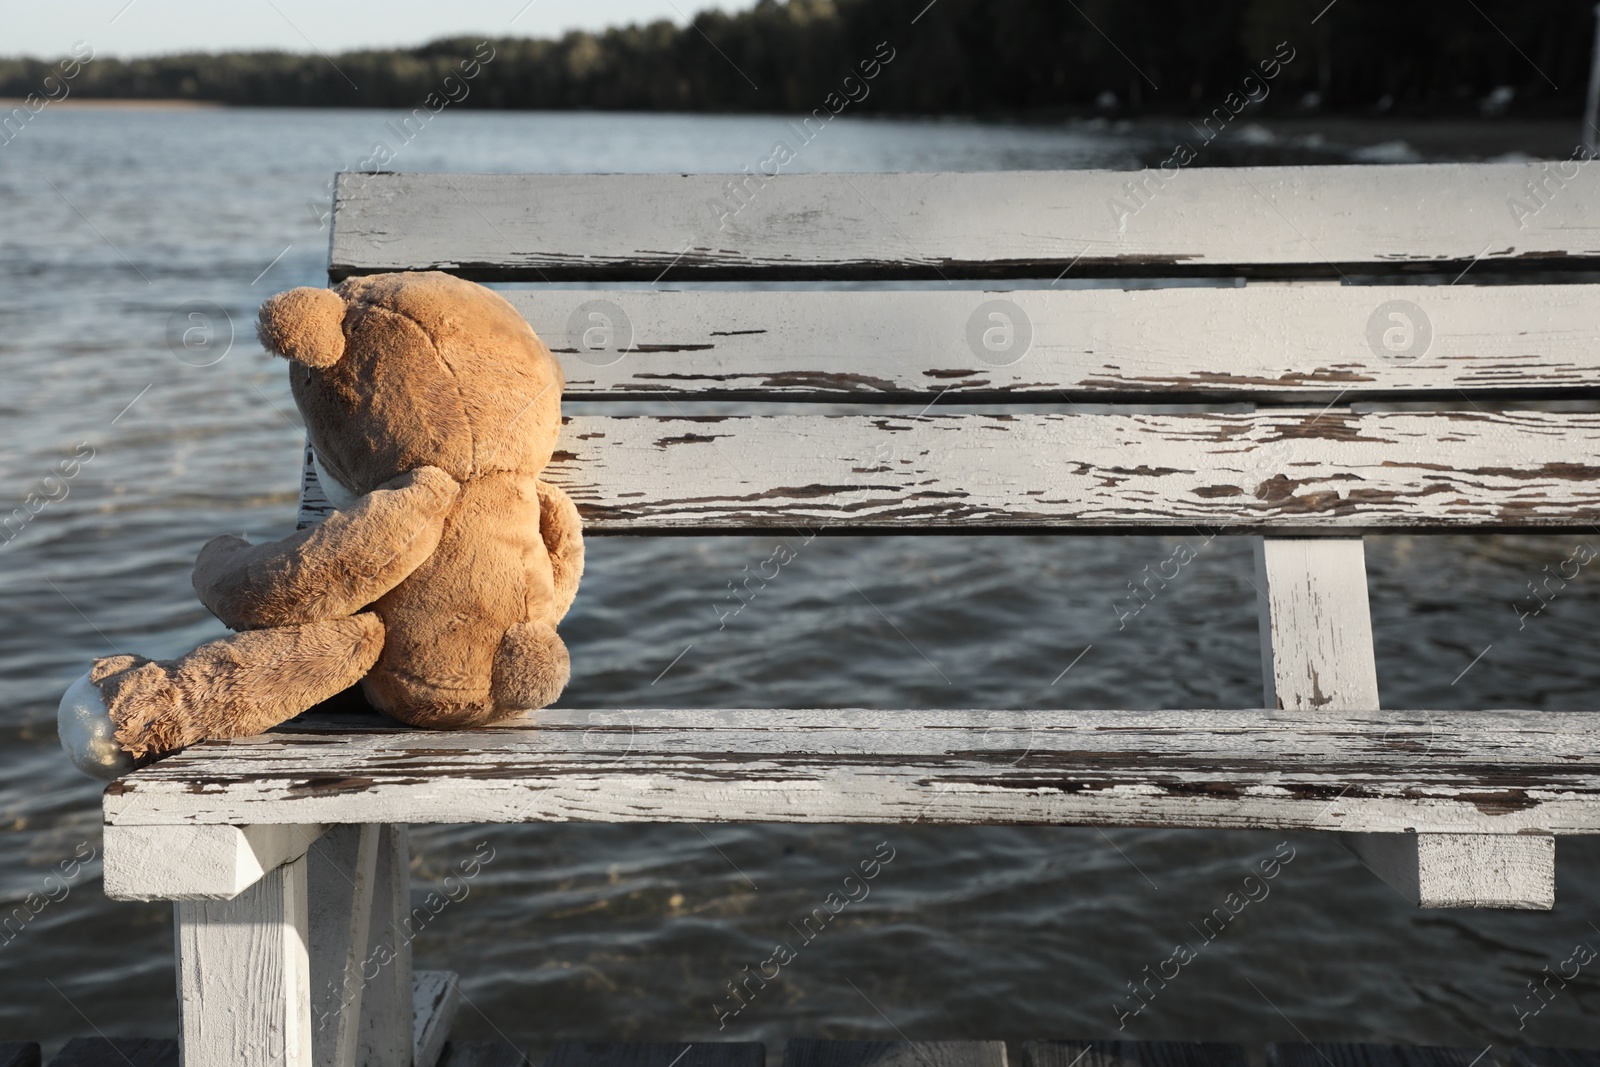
[358,468,557,728]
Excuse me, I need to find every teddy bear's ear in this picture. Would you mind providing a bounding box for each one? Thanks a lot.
[256,287,346,368]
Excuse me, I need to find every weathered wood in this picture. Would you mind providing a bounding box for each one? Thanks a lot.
[175,853,313,1066]
[355,825,414,1067]
[548,1043,765,1067]
[502,286,1600,404]
[104,824,325,902]
[413,971,459,1067]
[1267,1046,1489,1067]
[436,1045,529,1067]
[783,1040,1002,1067]
[1023,1040,1245,1067]
[103,707,1600,835]
[307,825,379,1067]
[294,410,1600,535]
[1253,538,1379,713]
[328,167,1600,281]
[1513,1050,1600,1067]
[47,1038,173,1066]
[537,409,1600,534]
[1340,832,1555,909]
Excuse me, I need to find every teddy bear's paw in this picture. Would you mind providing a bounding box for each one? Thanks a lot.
[58,671,137,780]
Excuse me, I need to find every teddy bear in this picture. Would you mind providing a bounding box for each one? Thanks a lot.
[58,271,584,778]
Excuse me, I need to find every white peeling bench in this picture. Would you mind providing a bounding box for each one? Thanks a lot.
[103,164,1600,1066]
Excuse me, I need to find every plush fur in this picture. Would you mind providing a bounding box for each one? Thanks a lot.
[63,271,583,772]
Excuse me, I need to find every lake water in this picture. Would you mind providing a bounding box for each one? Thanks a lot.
[2,107,1599,1060]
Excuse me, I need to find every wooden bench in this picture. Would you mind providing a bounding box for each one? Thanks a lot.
[101,164,1600,1065]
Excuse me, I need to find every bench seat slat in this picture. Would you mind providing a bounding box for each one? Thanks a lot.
[308,410,1600,534]
[104,708,1600,834]
[510,286,1600,404]
[330,167,1600,281]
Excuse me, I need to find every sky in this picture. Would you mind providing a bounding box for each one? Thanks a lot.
[1,0,756,58]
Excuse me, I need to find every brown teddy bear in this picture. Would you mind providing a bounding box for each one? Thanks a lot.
[58,272,583,778]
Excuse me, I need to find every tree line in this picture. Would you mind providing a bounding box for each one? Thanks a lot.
[0,0,1592,116]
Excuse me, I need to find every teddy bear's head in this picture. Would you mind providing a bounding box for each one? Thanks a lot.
[256,271,564,499]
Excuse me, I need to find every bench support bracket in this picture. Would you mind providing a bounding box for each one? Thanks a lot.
[1336,831,1554,910]
[1254,536,1555,909]
[106,823,326,901]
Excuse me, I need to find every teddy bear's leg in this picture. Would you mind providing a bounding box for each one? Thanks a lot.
[536,480,585,622]
[489,620,571,715]
[58,613,384,778]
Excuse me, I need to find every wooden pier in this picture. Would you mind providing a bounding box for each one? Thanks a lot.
[13,1038,1600,1067]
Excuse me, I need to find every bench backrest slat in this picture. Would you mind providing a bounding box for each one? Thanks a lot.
[331,166,1600,282]
[293,410,1600,534]
[510,286,1600,404]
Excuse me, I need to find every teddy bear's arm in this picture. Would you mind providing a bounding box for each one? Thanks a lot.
[537,479,584,621]
[193,466,460,631]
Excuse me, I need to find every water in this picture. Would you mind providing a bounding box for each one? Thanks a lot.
[2,107,1599,1059]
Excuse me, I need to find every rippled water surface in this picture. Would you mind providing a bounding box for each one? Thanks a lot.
[3,108,1600,1058]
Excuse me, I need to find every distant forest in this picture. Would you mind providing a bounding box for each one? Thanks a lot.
[2,0,1595,116]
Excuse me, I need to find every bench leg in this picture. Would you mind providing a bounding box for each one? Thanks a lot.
[307,823,443,1067]
[174,823,457,1067]
[175,851,313,1067]
[356,824,416,1067]
[308,825,381,1067]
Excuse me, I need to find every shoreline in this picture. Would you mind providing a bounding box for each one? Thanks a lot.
[0,96,223,108]
[0,101,1584,159]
